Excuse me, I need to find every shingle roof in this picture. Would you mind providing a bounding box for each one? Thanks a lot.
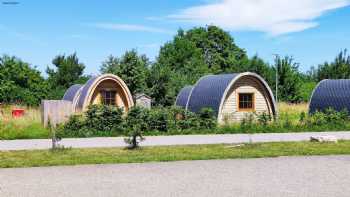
[309,79,350,113]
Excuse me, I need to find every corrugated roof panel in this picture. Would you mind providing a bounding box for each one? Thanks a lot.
[175,86,193,108]
[309,79,350,113]
[186,74,239,115]
[62,84,83,102]
[77,76,98,109]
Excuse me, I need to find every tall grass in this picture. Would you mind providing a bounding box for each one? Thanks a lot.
[0,105,48,140]
[278,102,308,124]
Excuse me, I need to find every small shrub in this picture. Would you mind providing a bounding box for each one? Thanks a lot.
[198,108,216,129]
[240,113,255,130]
[257,112,272,126]
[124,125,145,149]
[299,112,306,124]
[148,108,168,132]
[124,107,148,149]
[125,106,150,131]
[282,116,292,129]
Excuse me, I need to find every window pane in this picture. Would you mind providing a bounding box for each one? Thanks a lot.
[238,93,254,110]
[101,91,116,105]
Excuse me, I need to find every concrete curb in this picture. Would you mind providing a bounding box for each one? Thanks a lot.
[1,131,350,151]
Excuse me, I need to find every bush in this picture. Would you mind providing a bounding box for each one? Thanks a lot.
[198,108,216,129]
[240,113,255,130]
[257,112,272,126]
[85,105,124,132]
[302,108,349,127]
[57,114,88,138]
[125,106,150,131]
[148,107,169,132]
[59,105,124,137]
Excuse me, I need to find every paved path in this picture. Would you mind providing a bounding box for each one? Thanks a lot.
[1,131,350,150]
[0,156,349,197]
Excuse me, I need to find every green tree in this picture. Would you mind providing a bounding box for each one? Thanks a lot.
[46,53,86,99]
[0,55,48,105]
[150,26,248,106]
[241,55,275,88]
[100,50,149,95]
[310,49,350,81]
[184,26,248,73]
[274,56,302,102]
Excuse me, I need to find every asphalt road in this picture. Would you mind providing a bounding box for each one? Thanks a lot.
[0,156,349,197]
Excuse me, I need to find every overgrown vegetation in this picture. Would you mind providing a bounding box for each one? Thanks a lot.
[57,105,217,138]
[1,141,350,168]
[3,103,350,140]
[0,101,350,140]
[0,105,48,140]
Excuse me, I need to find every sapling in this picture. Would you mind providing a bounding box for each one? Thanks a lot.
[47,116,62,150]
[124,124,145,149]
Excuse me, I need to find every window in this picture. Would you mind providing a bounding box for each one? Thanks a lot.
[238,93,254,111]
[101,90,116,105]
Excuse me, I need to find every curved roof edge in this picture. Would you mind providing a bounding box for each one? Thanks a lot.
[217,72,277,121]
[186,74,238,115]
[175,86,193,108]
[176,72,277,121]
[63,84,83,102]
[308,79,328,114]
[76,74,134,111]
[308,79,350,114]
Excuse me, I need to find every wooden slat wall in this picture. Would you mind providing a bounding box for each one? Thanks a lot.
[219,76,273,124]
[41,100,74,127]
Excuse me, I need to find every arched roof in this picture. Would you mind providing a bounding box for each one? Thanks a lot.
[187,74,238,115]
[175,86,193,108]
[176,72,277,119]
[63,74,134,111]
[76,76,98,109]
[63,84,83,102]
[309,79,350,113]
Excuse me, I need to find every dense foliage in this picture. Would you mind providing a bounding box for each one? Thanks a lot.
[0,26,348,106]
[0,55,48,105]
[58,105,217,138]
[100,50,150,95]
[147,26,249,106]
[46,53,88,99]
[309,49,350,81]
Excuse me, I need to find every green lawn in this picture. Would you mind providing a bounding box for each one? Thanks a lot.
[1,141,350,168]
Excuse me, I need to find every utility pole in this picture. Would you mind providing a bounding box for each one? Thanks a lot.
[272,54,279,103]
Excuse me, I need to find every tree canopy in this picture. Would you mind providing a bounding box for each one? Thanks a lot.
[149,26,251,106]
[100,50,149,95]
[274,56,302,103]
[309,49,350,81]
[46,53,87,99]
[0,55,48,105]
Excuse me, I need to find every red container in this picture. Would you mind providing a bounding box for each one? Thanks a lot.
[12,109,25,118]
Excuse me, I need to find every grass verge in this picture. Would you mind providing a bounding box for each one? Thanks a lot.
[1,141,350,168]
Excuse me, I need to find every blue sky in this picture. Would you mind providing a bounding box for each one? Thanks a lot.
[0,0,349,75]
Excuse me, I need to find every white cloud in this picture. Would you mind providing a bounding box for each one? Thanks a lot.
[169,0,350,35]
[91,23,173,34]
